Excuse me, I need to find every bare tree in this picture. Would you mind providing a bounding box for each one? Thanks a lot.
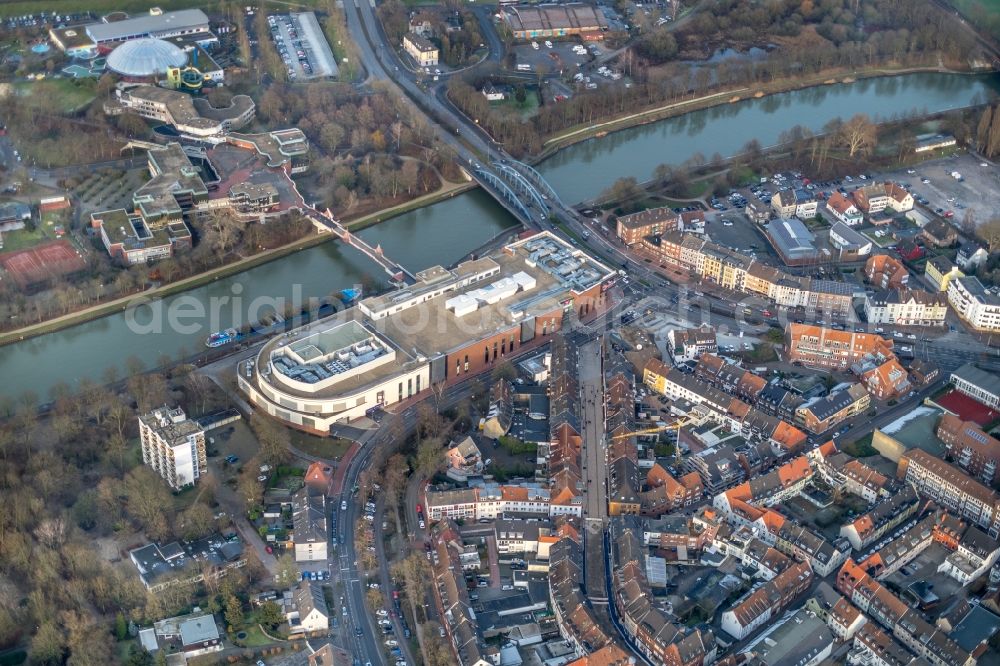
[840,114,877,158]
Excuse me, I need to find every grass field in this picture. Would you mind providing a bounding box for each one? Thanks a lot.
[13,78,96,113]
[949,0,1000,38]
[0,225,48,253]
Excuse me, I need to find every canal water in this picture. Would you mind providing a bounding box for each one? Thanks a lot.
[1,72,997,399]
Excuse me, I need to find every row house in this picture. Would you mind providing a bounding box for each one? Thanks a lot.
[848,624,919,666]
[429,523,491,666]
[837,559,974,666]
[772,189,818,219]
[937,525,1000,586]
[838,486,922,551]
[611,521,716,666]
[640,463,704,516]
[863,288,948,327]
[785,324,896,371]
[643,363,807,456]
[694,354,768,403]
[547,522,616,657]
[808,441,890,502]
[898,448,1000,537]
[640,232,855,315]
[720,561,813,639]
[936,413,1000,485]
[712,456,814,518]
[860,357,912,401]
[774,521,851,577]
[795,383,871,434]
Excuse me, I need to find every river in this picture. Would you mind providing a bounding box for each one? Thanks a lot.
[1,71,997,400]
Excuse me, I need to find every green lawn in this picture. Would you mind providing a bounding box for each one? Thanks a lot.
[491,91,540,118]
[0,225,49,253]
[290,431,352,459]
[13,78,96,113]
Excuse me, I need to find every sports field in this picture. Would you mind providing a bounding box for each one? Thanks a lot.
[0,239,87,288]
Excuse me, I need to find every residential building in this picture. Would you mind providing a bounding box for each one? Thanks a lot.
[502,4,609,40]
[774,521,850,576]
[957,240,989,271]
[138,405,206,490]
[292,489,328,562]
[720,561,813,639]
[838,487,921,551]
[151,612,223,659]
[830,221,873,255]
[129,535,246,593]
[837,558,974,666]
[864,255,909,290]
[861,357,911,401]
[785,324,895,370]
[494,518,543,554]
[864,288,948,327]
[287,580,330,634]
[809,441,891,503]
[641,464,703,515]
[446,436,484,481]
[936,413,1000,485]
[772,189,818,219]
[897,448,1000,537]
[852,182,913,215]
[938,525,1000,586]
[610,522,715,665]
[666,325,717,364]
[615,207,679,245]
[909,359,939,386]
[403,33,438,66]
[747,200,772,224]
[481,83,506,101]
[826,192,864,226]
[920,219,959,247]
[948,276,1000,333]
[925,255,964,292]
[795,383,870,434]
[482,380,513,439]
[640,231,856,312]
[849,624,916,666]
[950,363,1000,409]
[897,239,925,262]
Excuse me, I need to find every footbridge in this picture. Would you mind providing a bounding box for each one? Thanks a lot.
[306,207,417,285]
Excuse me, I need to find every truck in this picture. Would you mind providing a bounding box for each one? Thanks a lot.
[516,63,531,71]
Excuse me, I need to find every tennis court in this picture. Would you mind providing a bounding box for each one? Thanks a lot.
[0,239,87,288]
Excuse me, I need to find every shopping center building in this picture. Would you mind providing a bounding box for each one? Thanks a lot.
[239,232,615,433]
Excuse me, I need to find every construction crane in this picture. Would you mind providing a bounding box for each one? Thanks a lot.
[610,416,695,463]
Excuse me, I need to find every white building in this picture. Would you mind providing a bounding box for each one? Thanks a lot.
[864,288,948,327]
[948,276,1000,333]
[287,580,330,633]
[938,526,1000,586]
[138,406,207,490]
[950,363,1000,410]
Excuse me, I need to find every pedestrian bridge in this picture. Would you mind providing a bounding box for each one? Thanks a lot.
[306,207,416,285]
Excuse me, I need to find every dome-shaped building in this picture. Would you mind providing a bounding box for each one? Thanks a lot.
[106,38,188,78]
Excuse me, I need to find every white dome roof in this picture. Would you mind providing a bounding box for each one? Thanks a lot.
[107,38,187,77]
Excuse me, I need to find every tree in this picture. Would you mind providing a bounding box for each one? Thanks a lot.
[115,612,128,641]
[258,601,284,629]
[839,114,877,158]
[603,176,643,210]
[366,588,385,611]
[414,438,444,478]
[30,621,65,665]
[224,594,244,631]
[176,502,216,541]
[125,644,154,666]
[250,413,291,467]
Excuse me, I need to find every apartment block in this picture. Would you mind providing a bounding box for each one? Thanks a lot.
[795,383,870,434]
[948,276,1000,333]
[785,324,895,370]
[864,255,909,290]
[897,448,1000,537]
[936,413,1000,485]
[138,405,207,490]
[864,288,948,327]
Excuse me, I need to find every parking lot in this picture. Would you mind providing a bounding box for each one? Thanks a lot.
[882,153,1000,225]
[512,40,594,77]
[267,11,338,81]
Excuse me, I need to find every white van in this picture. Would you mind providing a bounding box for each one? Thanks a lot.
[531,41,539,50]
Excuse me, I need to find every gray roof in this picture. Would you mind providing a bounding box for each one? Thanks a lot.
[952,363,1000,398]
[106,38,187,76]
[765,218,819,260]
[799,385,863,421]
[87,9,209,43]
[294,580,329,619]
[829,221,871,250]
[178,614,219,646]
